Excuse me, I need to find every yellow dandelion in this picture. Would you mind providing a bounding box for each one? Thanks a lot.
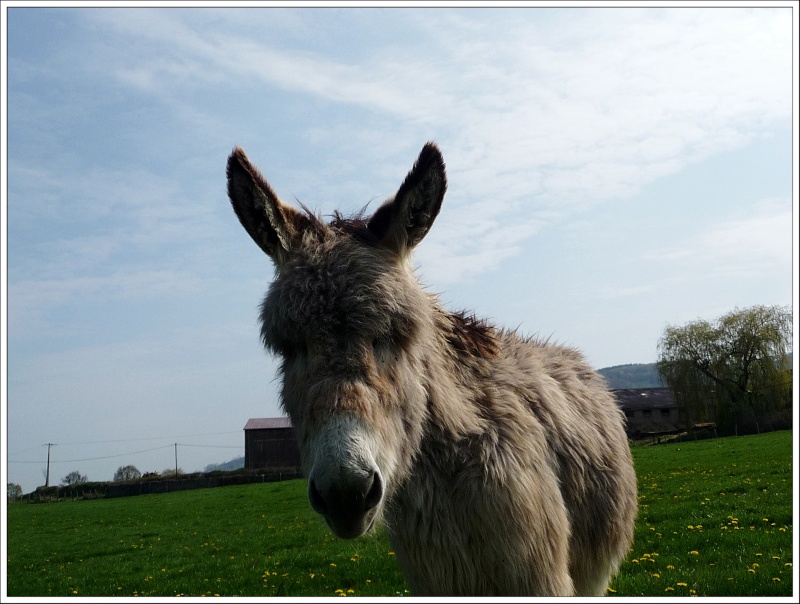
[335,589,344,594]
[748,569,756,574]
[690,551,699,556]
[773,578,781,582]
[388,551,396,556]
[772,556,780,560]
[330,563,337,567]
[631,559,640,564]
[752,563,759,568]
[607,588,617,593]
[652,573,661,579]
[785,563,793,567]
[666,565,675,570]
[677,582,688,587]
[665,587,674,592]
[347,589,354,594]
[688,525,694,530]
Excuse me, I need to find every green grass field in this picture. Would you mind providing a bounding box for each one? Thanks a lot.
[6,430,795,597]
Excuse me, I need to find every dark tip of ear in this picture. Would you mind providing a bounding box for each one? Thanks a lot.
[397,141,447,206]
[227,148,243,180]
[418,141,445,172]
[226,147,250,180]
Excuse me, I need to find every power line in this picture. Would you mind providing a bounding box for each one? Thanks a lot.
[9,444,176,464]
[9,442,244,464]
[51,430,243,446]
[177,444,243,449]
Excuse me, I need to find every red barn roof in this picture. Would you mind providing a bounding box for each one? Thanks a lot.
[243,417,293,430]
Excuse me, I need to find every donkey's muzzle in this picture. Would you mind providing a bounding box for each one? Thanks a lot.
[308,468,384,539]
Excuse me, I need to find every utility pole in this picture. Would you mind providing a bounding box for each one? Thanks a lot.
[44,443,55,487]
[174,443,178,477]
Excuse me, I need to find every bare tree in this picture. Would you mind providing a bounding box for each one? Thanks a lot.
[113,465,142,482]
[61,471,88,487]
[7,483,23,501]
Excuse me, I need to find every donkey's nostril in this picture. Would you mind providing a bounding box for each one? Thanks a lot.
[364,471,383,511]
[308,479,328,515]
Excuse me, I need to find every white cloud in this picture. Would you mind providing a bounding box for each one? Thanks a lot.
[643,197,792,279]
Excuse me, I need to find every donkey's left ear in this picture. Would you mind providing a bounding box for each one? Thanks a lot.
[367,142,447,256]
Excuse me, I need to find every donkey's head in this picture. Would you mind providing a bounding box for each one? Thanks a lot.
[227,143,446,538]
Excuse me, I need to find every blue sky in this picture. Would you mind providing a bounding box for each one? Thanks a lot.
[2,4,796,493]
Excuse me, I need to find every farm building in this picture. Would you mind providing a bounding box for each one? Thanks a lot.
[612,388,683,438]
[243,417,302,471]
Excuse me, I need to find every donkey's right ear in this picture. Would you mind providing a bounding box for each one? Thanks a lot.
[226,147,308,264]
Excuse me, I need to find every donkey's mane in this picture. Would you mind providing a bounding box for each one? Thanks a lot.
[328,207,383,246]
[444,311,501,359]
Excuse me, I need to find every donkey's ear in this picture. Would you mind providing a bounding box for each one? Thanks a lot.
[367,142,447,256]
[226,147,309,264]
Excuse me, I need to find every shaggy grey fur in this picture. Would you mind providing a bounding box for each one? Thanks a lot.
[226,142,637,596]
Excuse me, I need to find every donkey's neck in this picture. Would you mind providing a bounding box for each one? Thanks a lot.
[416,307,502,443]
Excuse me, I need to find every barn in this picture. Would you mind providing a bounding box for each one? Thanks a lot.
[612,387,683,438]
[243,417,302,471]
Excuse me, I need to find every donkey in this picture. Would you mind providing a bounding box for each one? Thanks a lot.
[226,142,637,596]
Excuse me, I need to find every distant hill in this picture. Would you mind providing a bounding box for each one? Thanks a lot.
[204,456,245,472]
[597,363,665,389]
[598,352,793,390]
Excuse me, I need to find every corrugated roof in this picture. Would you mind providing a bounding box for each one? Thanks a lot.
[244,417,294,430]
[612,388,677,410]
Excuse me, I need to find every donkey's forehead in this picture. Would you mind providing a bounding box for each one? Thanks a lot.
[262,240,415,335]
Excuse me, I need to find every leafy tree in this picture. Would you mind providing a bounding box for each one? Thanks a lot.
[61,471,88,487]
[113,465,142,482]
[7,483,23,500]
[657,305,792,434]
[161,468,183,478]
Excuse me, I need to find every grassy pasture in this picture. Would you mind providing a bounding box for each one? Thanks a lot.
[6,430,796,597]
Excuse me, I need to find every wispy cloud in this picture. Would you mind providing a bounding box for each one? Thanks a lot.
[79,8,791,281]
[643,197,792,279]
